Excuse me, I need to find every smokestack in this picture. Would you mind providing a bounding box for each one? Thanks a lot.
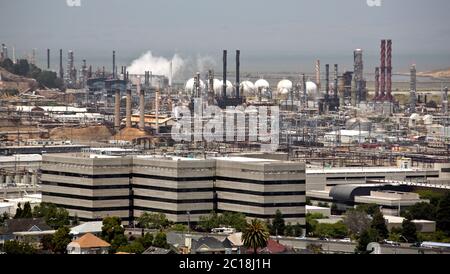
[208,70,214,97]
[338,76,345,108]
[222,50,227,98]
[380,40,386,100]
[126,88,132,128]
[236,50,240,99]
[443,86,448,114]
[410,65,417,113]
[315,60,321,91]
[302,74,307,106]
[114,89,121,130]
[334,64,338,100]
[88,65,92,78]
[155,85,160,134]
[195,72,201,97]
[47,49,50,70]
[112,50,116,79]
[375,67,380,100]
[386,40,393,101]
[59,49,63,79]
[325,64,330,102]
[138,78,145,130]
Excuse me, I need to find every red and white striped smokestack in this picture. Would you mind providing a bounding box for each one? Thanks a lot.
[114,89,121,130]
[379,40,386,100]
[315,60,321,91]
[386,39,393,101]
[374,67,380,100]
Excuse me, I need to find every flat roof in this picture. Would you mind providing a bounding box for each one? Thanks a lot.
[306,167,428,174]
[0,154,42,163]
[213,156,277,163]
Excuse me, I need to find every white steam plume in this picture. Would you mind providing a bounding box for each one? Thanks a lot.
[127,51,184,77]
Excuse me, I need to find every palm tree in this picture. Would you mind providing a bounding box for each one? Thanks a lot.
[242,219,269,254]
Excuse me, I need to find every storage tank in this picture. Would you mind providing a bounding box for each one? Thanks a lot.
[240,81,256,96]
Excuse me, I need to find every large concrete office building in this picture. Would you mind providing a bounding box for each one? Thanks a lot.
[40,154,306,226]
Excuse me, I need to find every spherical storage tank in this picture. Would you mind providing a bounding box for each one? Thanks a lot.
[185,78,205,93]
[306,81,318,96]
[240,81,256,96]
[213,80,234,97]
[277,79,293,96]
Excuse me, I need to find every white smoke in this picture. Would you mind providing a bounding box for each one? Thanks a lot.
[127,51,184,77]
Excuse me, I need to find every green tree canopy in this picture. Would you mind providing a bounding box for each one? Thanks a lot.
[242,219,269,254]
[371,210,389,240]
[356,228,379,254]
[197,211,248,232]
[401,219,418,243]
[436,192,450,235]
[3,240,37,255]
[402,202,436,221]
[52,226,72,254]
[153,232,169,249]
[137,212,171,230]
[32,203,70,229]
[271,209,286,236]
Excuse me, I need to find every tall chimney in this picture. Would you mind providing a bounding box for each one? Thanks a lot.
[375,67,380,100]
[380,40,386,100]
[334,64,338,100]
[410,65,417,113]
[126,88,132,128]
[208,70,214,98]
[155,85,160,134]
[315,60,321,91]
[386,39,393,101]
[114,89,121,130]
[236,50,240,99]
[47,49,50,70]
[325,64,330,102]
[138,78,145,130]
[112,50,116,79]
[443,86,448,114]
[59,49,63,79]
[302,74,307,106]
[222,50,227,98]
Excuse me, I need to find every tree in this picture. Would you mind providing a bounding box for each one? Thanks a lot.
[436,192,450,234]
[314,222,348,239]
[271,210,286,236]
[71,214,80,226]
[137,212,170,230]
[117,240,145,254]
[371,210,389,240]
[401,219,417,243]
[171,224,188,232]
[137,232,154,249]
[344,209,371,237]
[197,211,248,232]
[3,240,37,254]
[41,234,54,252]
[22,202,33,218]
[14,203,23,219]
[403,202,436,221]
[153,232,169,249]
[32,203,70,229]
[0,212,10,227]
[356,204,379,216]
[52,226,72,254]
[14,59,30,76]
[242,219,269,254]
[356,228,378,254]
[101,216,127,252]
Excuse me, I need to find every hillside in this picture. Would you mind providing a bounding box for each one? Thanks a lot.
[417,68,450,79]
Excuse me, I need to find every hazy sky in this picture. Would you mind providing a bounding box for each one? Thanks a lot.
[1,0,450,73]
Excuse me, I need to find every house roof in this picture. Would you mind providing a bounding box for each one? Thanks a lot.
[70,233,111,248]
[246,239,287,254]
[192,236,232,251]
[227,233,243,246]
[70,221,103,235]
[142,247,175,254]
[1,218,52,235]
